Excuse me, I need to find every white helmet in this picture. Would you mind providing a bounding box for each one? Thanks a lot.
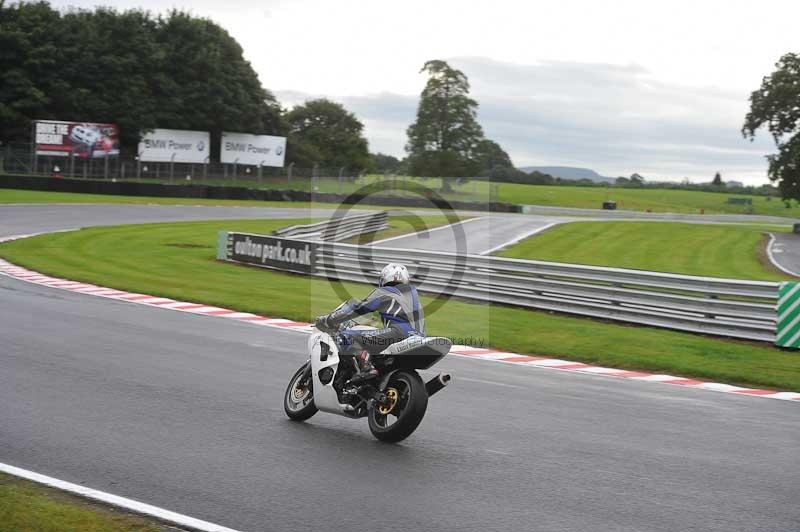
[379,263,410,287]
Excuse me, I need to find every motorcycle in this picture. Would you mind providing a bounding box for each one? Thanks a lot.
[283,301,452,442]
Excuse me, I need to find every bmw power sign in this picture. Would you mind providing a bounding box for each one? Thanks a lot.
[220,132,286,167]
[137,128,210,163]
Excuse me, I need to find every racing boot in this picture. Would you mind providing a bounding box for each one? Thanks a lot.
[347,351,378,385]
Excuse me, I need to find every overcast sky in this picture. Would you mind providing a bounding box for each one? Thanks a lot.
[55,0,800,182]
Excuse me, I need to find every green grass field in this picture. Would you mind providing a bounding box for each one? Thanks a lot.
[176,174,796,216]
[0,188,347,209]
[494,184,791,215]
[0,472,164,532]
[497,221,793,281]
[1,220,798,391]
[5,176,794,217]
[130,175,796,216]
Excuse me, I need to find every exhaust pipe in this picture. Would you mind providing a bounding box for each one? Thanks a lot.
[425,373,451,397]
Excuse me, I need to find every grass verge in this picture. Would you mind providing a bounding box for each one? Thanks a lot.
[1,220,798,391]
[496,221,794,281]
[0,188,367,209]
[5,179,798,218]
[0,471,165,532]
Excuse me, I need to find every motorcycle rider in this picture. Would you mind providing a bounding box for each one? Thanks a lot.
[315,263,424,384]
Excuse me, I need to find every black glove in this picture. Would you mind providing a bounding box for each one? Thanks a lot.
[314,315,330,331]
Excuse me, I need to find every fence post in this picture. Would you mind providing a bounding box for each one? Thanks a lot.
[338,166,345,194]
[287,161,294,185]
[203,156,209,182]
[169,154,175,182]
[233,158,239,185]
[312,164,319,193]
[258,161,265,185]
[103,155,109,179]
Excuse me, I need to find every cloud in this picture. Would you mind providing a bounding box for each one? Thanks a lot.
[283,57,776,183]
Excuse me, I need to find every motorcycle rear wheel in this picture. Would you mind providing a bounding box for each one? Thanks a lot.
[284,362,318,421]
[368,370,428,442]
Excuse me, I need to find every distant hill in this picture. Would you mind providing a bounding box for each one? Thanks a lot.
[519,166,615,184]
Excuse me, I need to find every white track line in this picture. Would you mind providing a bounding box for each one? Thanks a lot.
[767,233,800,278]
[370,216,485,245]
[480,222,559,255]
[0,462,243,532]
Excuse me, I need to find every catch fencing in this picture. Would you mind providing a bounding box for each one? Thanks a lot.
[218,228,780,343]
[273,212,389,242]
[0,145,501,200]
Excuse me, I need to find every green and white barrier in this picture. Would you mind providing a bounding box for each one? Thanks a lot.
[776,282,800,348]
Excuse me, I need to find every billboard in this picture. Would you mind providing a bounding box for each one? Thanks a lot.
[138,129,210,163]
[34,120,120,158]
[220,132,286,167]
[221,232,315,274]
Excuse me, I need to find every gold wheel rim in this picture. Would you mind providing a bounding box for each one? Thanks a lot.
[293,383,308,401]
[378,388,399,415]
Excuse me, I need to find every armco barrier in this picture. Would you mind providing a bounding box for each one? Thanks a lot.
[218,231,781,343]
[0,174,521,213]
[273,212,389,241]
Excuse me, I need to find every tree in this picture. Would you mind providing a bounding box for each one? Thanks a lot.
[712,172,723,186]
[371,152,404,174]
[743,53,800,201]
[406,60,484,177]
[285,98,370,171]
[629,173,645,186]
[0,3,283,159]
[0,1,65,141]
[473,139,511,171]
[149,10,283,159]
[526,170,555,185]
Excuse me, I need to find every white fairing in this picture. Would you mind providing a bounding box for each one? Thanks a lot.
[380,335,452,356]
[308,331,353,415]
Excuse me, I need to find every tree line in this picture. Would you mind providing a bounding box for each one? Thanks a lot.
[3,2,799,198]
[0,2,526,178]
[0,2,368,170]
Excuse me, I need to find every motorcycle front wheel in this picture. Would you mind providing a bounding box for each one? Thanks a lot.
[284,362,318,421]
[368,370,428,442]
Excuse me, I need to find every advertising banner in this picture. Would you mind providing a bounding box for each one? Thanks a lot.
[220,132,286,167]
[34,120,120,158]
[220,232,315,274]
[138,129,209,163]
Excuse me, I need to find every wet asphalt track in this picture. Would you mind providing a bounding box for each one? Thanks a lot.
[769,232,800,277]
[372,215,566,255]
[0,203,341,236]
[1,205,799,531]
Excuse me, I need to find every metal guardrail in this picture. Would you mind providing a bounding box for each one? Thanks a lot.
[273,212,389,242]
[219,232,780,342]
[315,243,779,343]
